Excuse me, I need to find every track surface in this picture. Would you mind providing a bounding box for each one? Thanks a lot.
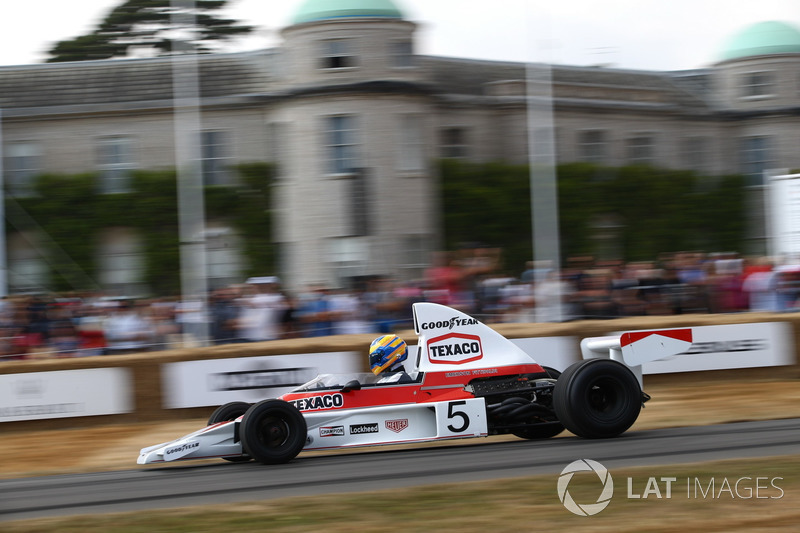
[2,418,798,522]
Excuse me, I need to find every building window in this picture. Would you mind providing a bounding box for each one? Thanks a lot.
[7,231,48,293]
[348,169,371,236]
[97,228,145,296]
[740,136,773,186]
[398,114,424,171]
[97,136,134,194]
[321,39,355,69]
[401,234,429,269]
[201,130,231,186]
[391,40,414,68]
[578,130,608,164]
[627,133,656,166]
[268,122,288,178]
[741,71,774,98]
[5,142,41,196]
[205,226,242,289]
[441,127,468,159]
[327,237,369,284]
[326,115,359,175]
[682,136,710,172]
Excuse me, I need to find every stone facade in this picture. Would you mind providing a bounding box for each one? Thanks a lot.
[0,10,799,294]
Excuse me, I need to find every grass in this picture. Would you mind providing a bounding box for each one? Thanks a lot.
[4,455,798,532]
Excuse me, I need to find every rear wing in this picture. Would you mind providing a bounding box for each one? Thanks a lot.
[580,328,693,386]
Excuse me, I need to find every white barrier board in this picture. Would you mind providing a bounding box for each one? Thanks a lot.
[0,368,133,422]
[640,322,795,374]
[163,351,362,408]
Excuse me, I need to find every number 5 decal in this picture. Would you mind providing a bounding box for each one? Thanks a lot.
[446,400,470,433]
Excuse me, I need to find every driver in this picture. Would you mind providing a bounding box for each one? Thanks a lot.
[369,334,413,383]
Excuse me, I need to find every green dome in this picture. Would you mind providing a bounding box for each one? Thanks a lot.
[292,0,405,25]
[720,21,800,61]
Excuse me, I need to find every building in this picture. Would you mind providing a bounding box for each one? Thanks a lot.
[1,0,799,295]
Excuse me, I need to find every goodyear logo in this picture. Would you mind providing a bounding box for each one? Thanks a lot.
[427,333,483,365]
[165,442,199,456]
[420,317,479,331]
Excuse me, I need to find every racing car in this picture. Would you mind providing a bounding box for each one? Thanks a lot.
[138,302,692,465]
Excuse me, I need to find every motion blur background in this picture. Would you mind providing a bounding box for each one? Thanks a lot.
[1,0,800,358]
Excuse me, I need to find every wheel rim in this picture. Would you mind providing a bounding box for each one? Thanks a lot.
[257,416,290,448]
[585,377,624,416]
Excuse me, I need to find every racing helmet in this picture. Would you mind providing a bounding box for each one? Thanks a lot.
[369,334,408,375]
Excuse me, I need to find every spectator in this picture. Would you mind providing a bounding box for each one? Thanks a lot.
[297,284,335,337]
[209,287,242,344]
[328,287,371,335]
[103,299,153,355]
[237,277,288,342]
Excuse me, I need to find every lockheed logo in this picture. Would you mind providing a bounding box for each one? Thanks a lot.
[427,333,483,365]
[350,423,379,434]
[385,419,409,433]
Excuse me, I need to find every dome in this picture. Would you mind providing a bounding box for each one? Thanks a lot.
[719,20,800,62]
[291,0,405,25]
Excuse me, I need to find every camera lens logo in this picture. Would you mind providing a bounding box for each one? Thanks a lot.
[557,459,614,516]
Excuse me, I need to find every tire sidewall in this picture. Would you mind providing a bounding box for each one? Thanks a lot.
[207,401,251,426]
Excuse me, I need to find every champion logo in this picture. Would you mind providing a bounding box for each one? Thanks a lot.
[385,419,409,433]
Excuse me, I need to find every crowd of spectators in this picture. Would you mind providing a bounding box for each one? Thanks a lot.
[2,249,800,361]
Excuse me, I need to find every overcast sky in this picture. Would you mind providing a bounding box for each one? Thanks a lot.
[1,0,798,70]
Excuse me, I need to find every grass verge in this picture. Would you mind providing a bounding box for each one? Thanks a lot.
[4,455,798,532]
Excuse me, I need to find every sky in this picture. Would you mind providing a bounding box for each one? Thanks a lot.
[0,0,798,71]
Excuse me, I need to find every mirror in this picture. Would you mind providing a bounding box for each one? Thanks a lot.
[340,379,362,393]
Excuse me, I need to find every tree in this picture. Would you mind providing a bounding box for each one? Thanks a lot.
[46,0,254,62]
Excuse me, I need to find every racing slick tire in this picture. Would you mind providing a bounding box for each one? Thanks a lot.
[553,358,642,439]
[240,399,307,465]
[208,402,253,462]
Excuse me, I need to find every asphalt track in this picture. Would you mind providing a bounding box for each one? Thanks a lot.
[2,418,798,522]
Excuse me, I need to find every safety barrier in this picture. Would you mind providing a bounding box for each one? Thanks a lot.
[1,311,798,432]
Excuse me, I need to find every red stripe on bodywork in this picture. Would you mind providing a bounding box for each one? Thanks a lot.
[620,328,692,347]
[280,363,546,411]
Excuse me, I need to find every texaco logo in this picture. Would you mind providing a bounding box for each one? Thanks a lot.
[557,459,614,516]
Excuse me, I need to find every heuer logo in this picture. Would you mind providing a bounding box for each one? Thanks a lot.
[427,333,483,364]
[319,426,345,437]
[385,419,409,433]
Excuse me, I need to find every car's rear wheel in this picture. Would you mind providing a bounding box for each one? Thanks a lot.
[208,401,253,462]
[553,358,642,439]
[240,399,307,465]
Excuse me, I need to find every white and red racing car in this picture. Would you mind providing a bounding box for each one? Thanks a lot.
[138,302,692,465]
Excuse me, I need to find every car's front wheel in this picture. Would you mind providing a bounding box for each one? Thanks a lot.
[240,399,307,465]
[208,401,253,462]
